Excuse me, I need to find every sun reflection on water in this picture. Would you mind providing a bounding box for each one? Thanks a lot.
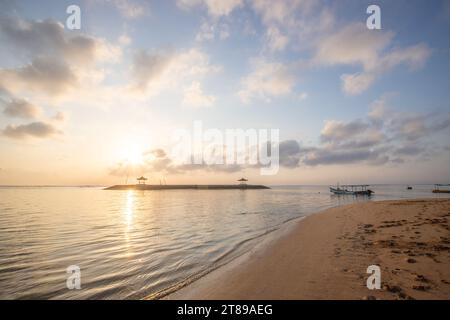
[124,190,134,229]
[122,190,136,259]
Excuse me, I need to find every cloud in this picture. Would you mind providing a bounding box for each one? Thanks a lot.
[274,96,449,167]
[250,0,332,52]
[314,23,393,70]
[196,21,215,41]
[393,115,428,141]
[278,140,301,167]
[250,0,316,27]
[433,117,450,132]
[109,147,244,177]
[182,81,215,107]
[340,73,375,96]
[368,96,389,122]
[52,111,66,122]
[238,59,295,103]
[110,0,148,19]
[181,0,239,42]
[130,50,174,91]
[389,114,450,141]
[320,119,369,144]
[130,48,221,97]
[108,94,450,175]
[2,121,61,139]
[0,56,77,97]
[313,23,431,95]
[303,148,385,166]
[0,16,121,102]
[205,0,243,16]
[146,148,167,158]
[394,145,423,156]
[0,16,120,65]
[2,98,40,119]
[177,0,243,17]
[196,21,230,42]
[265,26,289,52]
[118,33,132,47]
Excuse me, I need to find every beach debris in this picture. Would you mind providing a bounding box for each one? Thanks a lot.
[397,292,415,300]
[382,284,402,293]
[405,258,417,263]
[412,285,431,291]
[414,275,429,283]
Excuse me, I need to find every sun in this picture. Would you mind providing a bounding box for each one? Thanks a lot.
[120,143,145,165]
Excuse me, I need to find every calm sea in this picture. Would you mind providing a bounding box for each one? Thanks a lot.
[0,185,448,299]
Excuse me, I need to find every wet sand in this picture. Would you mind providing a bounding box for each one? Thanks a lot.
[165,199,450,300]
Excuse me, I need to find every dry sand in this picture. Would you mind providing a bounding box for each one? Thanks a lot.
[165,199,450,300]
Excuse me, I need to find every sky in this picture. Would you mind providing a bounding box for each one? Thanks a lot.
[0,0,449,185]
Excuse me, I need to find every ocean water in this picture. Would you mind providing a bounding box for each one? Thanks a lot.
[0,184,448,299]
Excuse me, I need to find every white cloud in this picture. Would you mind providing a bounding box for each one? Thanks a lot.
[0,16,121,100]
[205,0,243,16]
[118,33,132,46]
[196,21,215,42]
[195,21,230,42]
[178,0,243,17]
[100,0,147,19]
[0,15,125,140]
[238,59,295,103]
[340,73,375,96]
[265,26,289,52]
[182,81,215,107]
[314,23,393,70]
[313,23,431,95]
[380,43,431,71]
[130,48,221,95]
[250,0,316,27]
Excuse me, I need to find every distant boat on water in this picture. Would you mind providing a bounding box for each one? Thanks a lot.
[330,184,374,196]
[432,184,450,193]
[407,186,413,190]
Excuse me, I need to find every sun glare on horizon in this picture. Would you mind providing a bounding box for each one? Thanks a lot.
[117,141,146,166]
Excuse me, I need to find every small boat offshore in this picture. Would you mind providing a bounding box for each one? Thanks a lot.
[330,184,374,196]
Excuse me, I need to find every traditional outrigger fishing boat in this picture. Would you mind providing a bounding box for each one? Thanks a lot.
[329,184,374,196]
[432,184,450,193]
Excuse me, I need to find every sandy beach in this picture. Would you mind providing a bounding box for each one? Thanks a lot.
[165,199,450,300]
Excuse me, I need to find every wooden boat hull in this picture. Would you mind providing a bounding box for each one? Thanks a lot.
[432,190,450,193]
[330,187,374,196]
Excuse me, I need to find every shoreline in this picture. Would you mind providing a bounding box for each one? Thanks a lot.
[163,198,450,300]
[147,216,306,300]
